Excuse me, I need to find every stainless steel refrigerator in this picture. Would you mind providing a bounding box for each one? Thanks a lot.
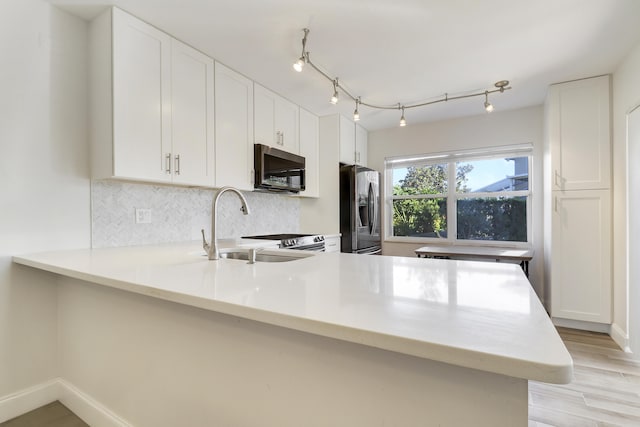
[339,165,382,254]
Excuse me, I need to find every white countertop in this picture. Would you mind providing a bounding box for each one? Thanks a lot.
[13,240,572,384]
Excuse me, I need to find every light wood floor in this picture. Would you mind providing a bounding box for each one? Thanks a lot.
[0,401,87,427]
[1,328,637,427]
[529,327,640,426]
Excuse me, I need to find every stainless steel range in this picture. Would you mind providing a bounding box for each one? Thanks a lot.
[243,234,325,252]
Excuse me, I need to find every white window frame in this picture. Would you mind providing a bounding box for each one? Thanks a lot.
[384,144,533,248]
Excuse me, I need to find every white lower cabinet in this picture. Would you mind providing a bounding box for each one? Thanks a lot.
[214,62,254,190]
[550,189,611,323]
[324,235,341,253]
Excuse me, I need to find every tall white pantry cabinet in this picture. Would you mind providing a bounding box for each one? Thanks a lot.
[544,75,612,326]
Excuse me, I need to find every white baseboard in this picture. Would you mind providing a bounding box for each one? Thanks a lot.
[0,378,131,427]
[551,317,612,334]
[611,322,631,353]
[0,379,60,423]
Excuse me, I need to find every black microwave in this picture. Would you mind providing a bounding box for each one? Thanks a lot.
[254,144,306,193]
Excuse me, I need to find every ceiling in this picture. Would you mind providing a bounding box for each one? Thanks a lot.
[50,0,640,131]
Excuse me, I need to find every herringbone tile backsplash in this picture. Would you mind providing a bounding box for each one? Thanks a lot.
[91,180,300,248]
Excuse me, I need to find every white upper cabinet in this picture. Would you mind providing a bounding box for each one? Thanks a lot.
[355,123,368,167]
[336,115,368,166]
[299,108,319,198]
[254,83,300,154]
[109,7,171,182]
[91,8,215,186]
[546,75,611,190]
[338,116,356,164]
[170,39,215,186]
[214,62,254,191]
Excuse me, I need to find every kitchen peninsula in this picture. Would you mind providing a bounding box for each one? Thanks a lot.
[13,242,572,427]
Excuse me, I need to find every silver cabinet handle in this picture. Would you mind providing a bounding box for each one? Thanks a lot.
[276,131,284,145]
[554,196,558,213]
[165,153,172,174]
[175,154,180,175]
[554,170,560,188]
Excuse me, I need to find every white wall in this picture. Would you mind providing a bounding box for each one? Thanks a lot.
[0,0,90,407]
[612,39,640,352]
[299,116,341,235]
[368,106,545,298]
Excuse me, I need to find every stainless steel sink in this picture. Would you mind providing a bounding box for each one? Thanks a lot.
[218,248,314,263]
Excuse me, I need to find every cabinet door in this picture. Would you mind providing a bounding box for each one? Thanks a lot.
[339,116,356,164]
[355,124,368,166]
[551,189,611,323]
[170,39,215,186]
[112,8,172,182]
[254,84,299,153]
[324,236,340,253]
[547,76,611,190]
[276,96,299,154]
[215,62,254,191]
[299,108,319,197]
[254,84,276,147]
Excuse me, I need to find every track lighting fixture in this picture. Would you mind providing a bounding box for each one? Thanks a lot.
[330,79,339,105]
[484,91,494,113]
[399,106,406,127]
[292,28,512,126]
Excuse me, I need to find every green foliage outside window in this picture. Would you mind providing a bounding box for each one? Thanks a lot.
[457,197,527,242]
[392,164,472,237]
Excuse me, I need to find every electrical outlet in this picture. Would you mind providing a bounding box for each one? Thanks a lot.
[135,208,152,224]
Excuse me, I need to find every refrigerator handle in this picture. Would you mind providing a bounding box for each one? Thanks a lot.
[368,182,375,235]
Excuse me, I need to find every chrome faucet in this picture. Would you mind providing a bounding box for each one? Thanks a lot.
[201,186,250,260]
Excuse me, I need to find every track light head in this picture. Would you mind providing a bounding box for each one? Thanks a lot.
[293,57,305,72]
[330,79,339,105]
[293,29,310,72]
[353,98,360,121]
[399,106,407,127]
[484,91,494,113]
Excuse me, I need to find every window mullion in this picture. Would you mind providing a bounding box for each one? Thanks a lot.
[448,161,456,242]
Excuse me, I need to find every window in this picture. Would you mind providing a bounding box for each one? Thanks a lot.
[386,145,532,246]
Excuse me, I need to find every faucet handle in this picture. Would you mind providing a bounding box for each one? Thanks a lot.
[201,229,210,252]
